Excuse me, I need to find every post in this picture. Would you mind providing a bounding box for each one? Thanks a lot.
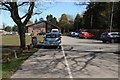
[91,15,93,29]
[110,1,114,32]
[13,50,17,59]
[45,22,48,33]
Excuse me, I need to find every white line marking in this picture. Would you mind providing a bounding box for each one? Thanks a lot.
[61,46,73,79]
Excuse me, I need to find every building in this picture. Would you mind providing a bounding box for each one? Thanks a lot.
[27,20,60,36]
[0,29,6,36]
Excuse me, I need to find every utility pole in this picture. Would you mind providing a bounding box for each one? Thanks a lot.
[91,15,93,29]
[110,1,114,32]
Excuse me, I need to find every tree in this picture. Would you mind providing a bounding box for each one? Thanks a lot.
[82,2,112,29]
[2,23,6,30]
[52,17,58,25]
[12,25,18,32]
[113,2,120,29]
[5,26,11,32]
[68,20,74,32]
[34,19,38,23]
[0,2,35,49]
[59,14,70,33]
[67,15,74,31]
[46,14,53,22]
[46,14,58,25]
[74,14,83,32]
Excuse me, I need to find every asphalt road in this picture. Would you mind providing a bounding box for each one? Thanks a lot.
[11,36,119,79]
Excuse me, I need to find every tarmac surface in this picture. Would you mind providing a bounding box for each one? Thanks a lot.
[11,36,119,79]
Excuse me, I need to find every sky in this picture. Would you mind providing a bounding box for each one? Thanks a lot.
[0,2,87,28]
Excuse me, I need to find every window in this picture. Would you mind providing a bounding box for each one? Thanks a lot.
[46,34,57,38]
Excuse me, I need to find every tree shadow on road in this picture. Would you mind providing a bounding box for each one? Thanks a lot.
[63,46,119,75]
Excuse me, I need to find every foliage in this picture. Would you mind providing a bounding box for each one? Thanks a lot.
[59,14,70,33]
[113,2,120,29]
[46,14,58,25]
[68,20,74,32]
[2,48,38,78]
[34,19,38,23]
[12,25,18,32]
[4,26,12,32]
[82,2,120,30]
[74,14,83,32]
[83,3,110,29]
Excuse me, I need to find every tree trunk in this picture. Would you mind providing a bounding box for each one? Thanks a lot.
[18,24,26,49]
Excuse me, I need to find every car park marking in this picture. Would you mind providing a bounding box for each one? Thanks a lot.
[61,46,73,79]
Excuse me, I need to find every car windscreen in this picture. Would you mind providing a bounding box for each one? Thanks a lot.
[111,33,120,37]
[52,31,58,32]
[111,33,120,35]
[46,34,57,38]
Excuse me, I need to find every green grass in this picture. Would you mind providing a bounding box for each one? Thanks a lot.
[2,48,38,78]
[1,35,44,46]
[1,35,43,78]
[1,35,31,46]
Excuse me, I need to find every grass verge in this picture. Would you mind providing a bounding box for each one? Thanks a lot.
[2,48,38,78]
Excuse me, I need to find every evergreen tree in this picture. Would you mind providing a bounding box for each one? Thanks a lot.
[5,26,11,32]
[35,19,38,23]
[74,14,83,32]
[59,14,70,33]
[12,25,18,32]
[46,14,58,25]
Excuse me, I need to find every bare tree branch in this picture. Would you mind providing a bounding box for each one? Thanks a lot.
[1,2,11,11]
[74,2,89,5]
[20,13,28,19]
[0,7,9,11]
[9,2,22,25]
[23,2,34,25]
[34,12,42,15]
[18,2,29,7]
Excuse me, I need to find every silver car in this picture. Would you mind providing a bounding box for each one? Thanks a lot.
[44,32,62,48]
[100,32,120,43]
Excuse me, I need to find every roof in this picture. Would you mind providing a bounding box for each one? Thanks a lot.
[26,20,59,29]
[47,32,60,34]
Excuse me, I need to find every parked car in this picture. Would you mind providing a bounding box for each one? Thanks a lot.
[79,32,94,39]
[25,33,31,35]
[68,32,80,37]
[100,32,120,43]
[51,29,59,33]
[44,32,61,48]
[5,32,13,35]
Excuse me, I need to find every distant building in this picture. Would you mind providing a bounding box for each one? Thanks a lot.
[27,20,59,36]
[0,29,6,36]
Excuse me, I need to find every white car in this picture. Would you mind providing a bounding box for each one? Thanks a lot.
[51,29,59,33]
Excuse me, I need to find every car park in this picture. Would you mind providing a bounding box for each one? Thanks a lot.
[43,32,61,48]
[79,32,94,39]
[100,32,120,43]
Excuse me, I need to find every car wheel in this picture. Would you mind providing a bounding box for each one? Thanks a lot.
[85,37,87,39]
[44,46,47,49]
[102,40,106,43]
[58,46,61,49]
[111,39,115,43]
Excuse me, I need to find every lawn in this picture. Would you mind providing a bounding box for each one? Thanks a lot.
[1,35,44,46]
[2,48,38,78]
[2,35,31,46]
[1,34,44,78]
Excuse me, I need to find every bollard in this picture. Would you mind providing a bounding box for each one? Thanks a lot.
[13,50,17,59]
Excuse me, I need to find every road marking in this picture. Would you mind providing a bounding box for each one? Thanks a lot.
[61,46,73,79]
